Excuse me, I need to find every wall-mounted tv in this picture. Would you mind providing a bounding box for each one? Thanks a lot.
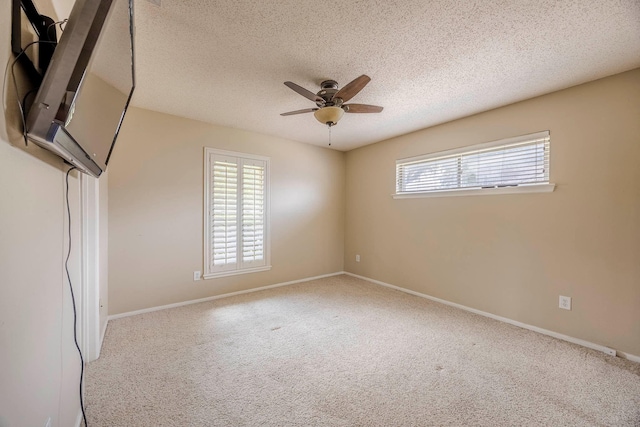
[20,0,135,177]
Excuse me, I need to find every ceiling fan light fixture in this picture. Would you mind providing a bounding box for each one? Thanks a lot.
[314,106,344,126]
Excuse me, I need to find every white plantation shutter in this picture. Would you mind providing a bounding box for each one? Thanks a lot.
[205,149,270,278]
[396,131,551,195]
[241,160,265,266]
[210,155,238,272]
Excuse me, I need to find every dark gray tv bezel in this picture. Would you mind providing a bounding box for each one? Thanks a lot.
[23,0,135,177]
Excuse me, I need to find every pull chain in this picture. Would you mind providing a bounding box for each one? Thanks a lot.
[328,124,332,146]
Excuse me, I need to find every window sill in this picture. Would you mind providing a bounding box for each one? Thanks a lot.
[393,183,555,199]
[203,265,272,280]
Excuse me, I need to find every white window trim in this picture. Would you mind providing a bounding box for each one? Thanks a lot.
[394,131,555,199]
[203,265,271,280]
[203,147,271,280]
[393,182,555,199]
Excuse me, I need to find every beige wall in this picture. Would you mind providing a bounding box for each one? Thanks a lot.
[345,69,640,356]
[0,2,84,426]
[108,108,345,314]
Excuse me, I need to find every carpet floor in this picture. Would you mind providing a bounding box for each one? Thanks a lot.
[86,274,640,426]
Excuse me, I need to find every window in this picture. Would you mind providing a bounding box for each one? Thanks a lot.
[204,148,270,279]
[394,131,554,198]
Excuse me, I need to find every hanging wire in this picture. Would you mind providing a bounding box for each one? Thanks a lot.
[2,40,57,146]
[64,166,89,427]
[47,19,68,39]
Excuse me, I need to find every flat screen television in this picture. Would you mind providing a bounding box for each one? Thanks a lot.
[23,0,135,177]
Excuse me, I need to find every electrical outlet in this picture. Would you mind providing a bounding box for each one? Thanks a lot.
[193,271,201,281]
[355,254,360,262]
[559,295,571,310]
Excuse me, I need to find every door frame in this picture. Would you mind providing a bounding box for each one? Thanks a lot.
[80,173,101,362]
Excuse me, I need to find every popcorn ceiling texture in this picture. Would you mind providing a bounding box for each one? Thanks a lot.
[91,0,134,94]
[85,275,640,426]
[125,0,640,150]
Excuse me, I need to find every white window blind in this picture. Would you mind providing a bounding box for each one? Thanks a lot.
[395,131,551,196]
[204,148,270,278]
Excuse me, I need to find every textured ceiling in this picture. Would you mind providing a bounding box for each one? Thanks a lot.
[92,0,135,95]
[127,0,640,151]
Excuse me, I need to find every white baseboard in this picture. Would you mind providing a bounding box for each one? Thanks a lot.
[618,351,640,363]
[108,272,344,320]
[75,409,83,427]
[106,270,639,363]
[344,272,640,363]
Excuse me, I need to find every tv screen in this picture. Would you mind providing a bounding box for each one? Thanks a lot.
[25,0,135,177]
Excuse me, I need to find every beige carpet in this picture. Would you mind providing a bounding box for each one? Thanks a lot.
[86,275,640,426]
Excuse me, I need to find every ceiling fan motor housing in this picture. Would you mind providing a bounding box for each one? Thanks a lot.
[320,80,338,90]
[317,80,341,107]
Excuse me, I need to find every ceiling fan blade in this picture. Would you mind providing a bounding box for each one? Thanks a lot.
[343,104,383,113]
[280,108,319,116]
[333,75,371,103]
[284,81,324,103]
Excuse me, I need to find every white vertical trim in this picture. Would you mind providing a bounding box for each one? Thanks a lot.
[203,149,211,276]
[80,174,101,362]
[75,409,83,427]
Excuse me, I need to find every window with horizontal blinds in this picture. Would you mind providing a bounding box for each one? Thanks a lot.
[396,131,551,195]
[204,148,270,278]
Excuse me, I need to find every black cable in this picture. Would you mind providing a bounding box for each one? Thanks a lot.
[22,88,38,112]
[65,166,88,427]
[2,40,57,146]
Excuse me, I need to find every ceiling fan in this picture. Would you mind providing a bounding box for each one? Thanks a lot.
[280,75,383,127]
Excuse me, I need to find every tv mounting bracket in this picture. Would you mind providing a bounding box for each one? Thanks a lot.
[11,0,58,85]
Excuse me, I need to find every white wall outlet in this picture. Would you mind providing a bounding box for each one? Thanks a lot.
[559,295,571,310]
[355,254,360,262]
[193,271,201,281]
